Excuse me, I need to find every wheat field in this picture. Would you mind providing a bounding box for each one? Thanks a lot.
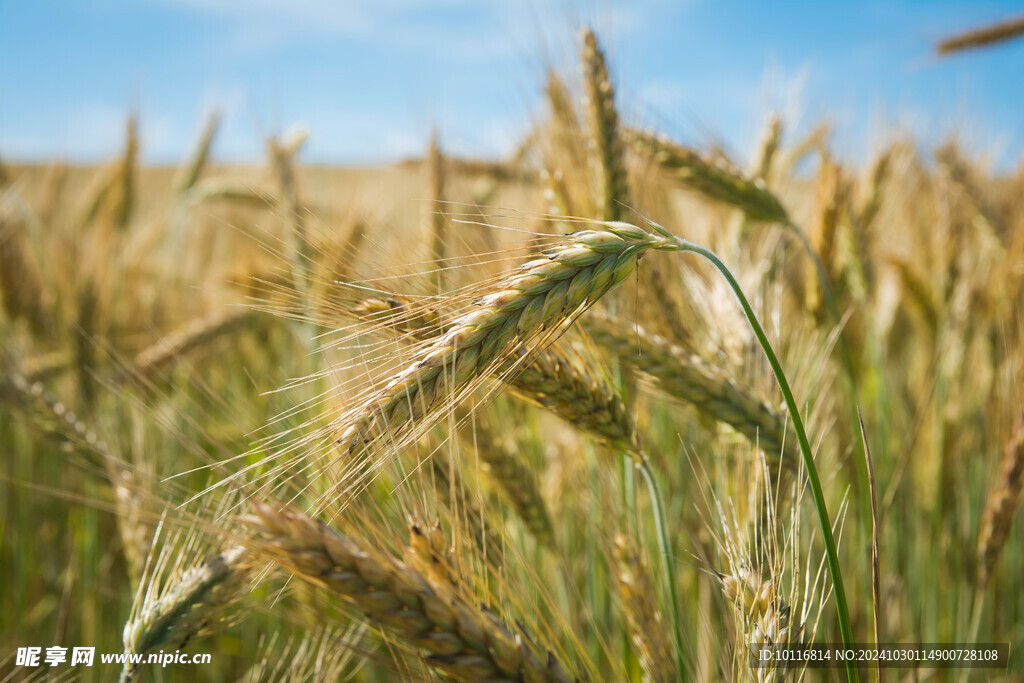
[2,21,1023,683]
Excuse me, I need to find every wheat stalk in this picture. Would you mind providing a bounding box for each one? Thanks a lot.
[752,115,783,183]
[241,502,575,682]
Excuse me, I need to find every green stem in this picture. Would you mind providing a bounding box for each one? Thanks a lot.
[667,234,858,682]
[638,452,687,679]
[784,220,872,530]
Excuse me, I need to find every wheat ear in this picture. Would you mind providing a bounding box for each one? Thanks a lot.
[937,15,1024,55]
[241,502,575,682]
[581,26,630,222]
[174,111,220,194]
[121,546,248,682]
[583,311,797,471]
[353,295,638,455]
[612,534,677,683]
[335,222,674,454]
[626,128,789,223]
[118,307,262,384]
[427,128,447,268]
[0,201,48,335]
[977,412,1024,589]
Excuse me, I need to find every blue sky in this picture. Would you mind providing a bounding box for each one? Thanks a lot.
[2,0,1023,169]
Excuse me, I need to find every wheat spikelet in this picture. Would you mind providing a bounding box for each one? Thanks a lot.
[581,26,630,222]
[582,311,797,471]
[313,220,369,314]
[38,161,69,229]
[1,370,111,467]
[936,14,1024,54]
[73,116,138,231]
[174,111,220,193]
[977,412,1024,589]
[887,257,939,333]
[542,167,576,227]
[612,533,676,683]
[813,155,845,279]
[426,454,505,562]
[544,70,587,216]
[334,222,674,456]
[74,277,102,409]
[267,132,311,292]
[856,148,892,234]
[404,515,463,589]
[778,121,831,179]
[106,115,139,231]
[241,502,575,682]
[508,343,637,454]
[717,566,798,682]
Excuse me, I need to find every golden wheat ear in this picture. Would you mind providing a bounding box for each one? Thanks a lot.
[241,502,578,682]
[332,222,677,460]
[977,413,1024,590]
